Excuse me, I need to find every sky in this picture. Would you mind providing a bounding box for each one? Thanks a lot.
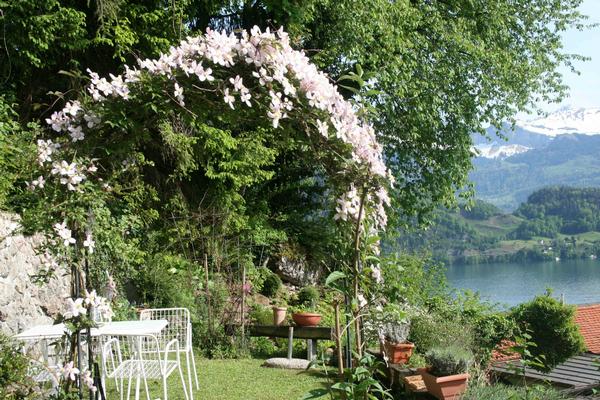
[535,0,600,114]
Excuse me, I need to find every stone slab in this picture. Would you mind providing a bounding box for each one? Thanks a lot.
[262,357,311,370]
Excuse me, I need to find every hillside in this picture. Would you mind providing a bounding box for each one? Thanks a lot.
[396,188,600,265]
[470,108,600,211]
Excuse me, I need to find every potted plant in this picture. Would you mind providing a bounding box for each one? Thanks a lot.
[372,303,414,364]
[272,299,288,326]
[419,345,472,400]
[291,305,322,326]
[381,321,414,364]
[291,286,321,327]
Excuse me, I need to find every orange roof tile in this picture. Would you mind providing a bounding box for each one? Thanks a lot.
[491,339,520,362]
[575,304,600,354]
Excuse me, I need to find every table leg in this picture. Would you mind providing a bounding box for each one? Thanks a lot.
[306,339,317,361]
[41,339,49,363]
[135,337,141,400]
[287,327,294,360]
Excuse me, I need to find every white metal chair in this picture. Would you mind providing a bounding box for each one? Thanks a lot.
[139,308,199,397]
[101,334,189,400]
[21,336,68,388]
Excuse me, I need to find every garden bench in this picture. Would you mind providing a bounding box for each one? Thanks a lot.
[247,325,333,361]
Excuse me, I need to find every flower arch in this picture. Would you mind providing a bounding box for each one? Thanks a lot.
[30,26,392,392]
[41,26,390,230]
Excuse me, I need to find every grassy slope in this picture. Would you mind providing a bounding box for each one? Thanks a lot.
[454,213,600,260]
[468,214,522,236]
[106,357,328,400]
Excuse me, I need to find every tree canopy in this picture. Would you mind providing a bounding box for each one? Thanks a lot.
[0,0,589,266]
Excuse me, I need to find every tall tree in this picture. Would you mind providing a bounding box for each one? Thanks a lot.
[0,0,589,225]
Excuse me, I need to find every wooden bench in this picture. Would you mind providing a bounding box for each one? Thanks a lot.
[246,325,334,361]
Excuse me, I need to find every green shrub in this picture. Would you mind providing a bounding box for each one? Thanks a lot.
[136,253,197,311]
[0,333,39,399]
[409,311,474,354]
[425,345,472,376]
[408,292,515,364]
[249,304,273,325]
[111,297,138,321]
[249,337,278,357]
[461,384,568,400]
[261,273,282,298]
[298,286,320,306]
[510,293,585,371]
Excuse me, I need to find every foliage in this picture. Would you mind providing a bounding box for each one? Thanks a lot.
[461,383,569,400]
[510,292,585,372]
[249,304,274,326]
[0,97,37,210]
[405,352,427,369]
[409,292,515,364]
[298,286,320,307]
[458,291,518,361]
[303,353,392,400]
[409,310,474,357]
[0,333,41,400]
[365,302,409,345]
[461,200,502,220]
[515,186,600,236]
[135,255,198,312]
[192,274,234,356]
[378,253,448,306]
[110,297,138,321]
[1,0,589,227]
[381,322,410,344]
[425,345,473,377]
[260,272,282,298]
[503,331,549,389]
[0,2,592,391]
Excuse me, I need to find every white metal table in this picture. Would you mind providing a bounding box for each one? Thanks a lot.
[15,320,169,400]
[14,323,69,341]
[92,320,168,337]
[14,323,69,366]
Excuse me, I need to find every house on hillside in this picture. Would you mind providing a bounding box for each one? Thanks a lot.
[492,304,600,393]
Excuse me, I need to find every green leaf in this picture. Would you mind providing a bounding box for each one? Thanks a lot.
[325,271,346,287]
[356,64,363,77]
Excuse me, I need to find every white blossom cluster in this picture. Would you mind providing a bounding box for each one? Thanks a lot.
[52,220,95,253]
[50,161,86,191]
[36,139,60,165]
[39,25,391,227]
[57,361,97,392]
[64,289,113,321]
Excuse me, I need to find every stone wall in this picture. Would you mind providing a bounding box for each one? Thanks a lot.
[0,212,69,335]
[275,255,320,287]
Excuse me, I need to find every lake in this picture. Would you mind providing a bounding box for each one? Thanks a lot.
[445,258,600,307]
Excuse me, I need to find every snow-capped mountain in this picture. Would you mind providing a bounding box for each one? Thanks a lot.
[469,107,600,210]
[473,144,531,159]
[517,107,600,137]
[472,107,600,159]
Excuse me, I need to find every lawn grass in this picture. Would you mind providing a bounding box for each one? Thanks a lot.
[105,357,329,400]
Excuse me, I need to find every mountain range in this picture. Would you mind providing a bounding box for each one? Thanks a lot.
[470,107,600,211]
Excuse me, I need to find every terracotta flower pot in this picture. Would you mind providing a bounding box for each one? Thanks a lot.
[272,306,287,326]
[383,340,414,364]
[418,368,469,400]
[292,312,322,327]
